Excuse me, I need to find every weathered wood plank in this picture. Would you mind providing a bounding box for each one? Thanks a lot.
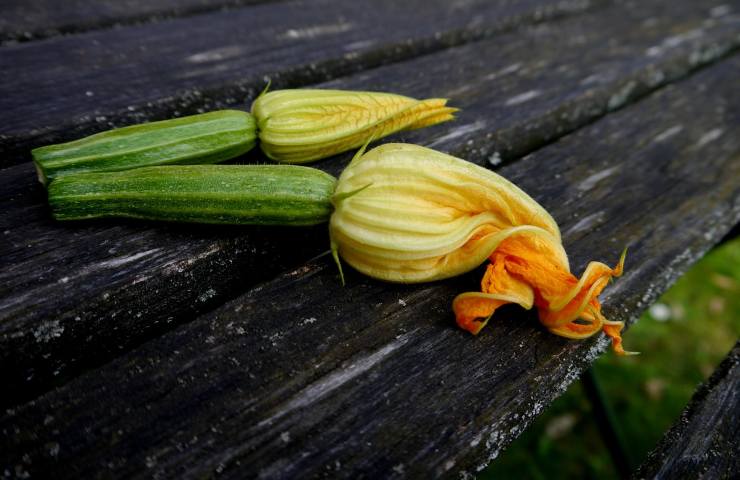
[2,0,739,409]
[317,0,740,164]
[633,342,739,479]
[0,0,277,44]
[0,0,603,164]
[2,47,739,480]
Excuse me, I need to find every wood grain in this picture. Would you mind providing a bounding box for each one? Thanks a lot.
[2,49,739,480]
[0,0,605,164]
[0,0,279,44]
[634,342,739,479]
[2,0,739,409]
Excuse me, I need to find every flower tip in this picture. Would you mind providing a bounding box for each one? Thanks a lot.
[614,247,627,276]
[257,79,272,100]
[330,238,346,286]
[453,292,501,335]
[457,316,488,335]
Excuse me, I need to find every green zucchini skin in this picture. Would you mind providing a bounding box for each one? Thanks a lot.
[33,110,257,185]
[48,165,337,226]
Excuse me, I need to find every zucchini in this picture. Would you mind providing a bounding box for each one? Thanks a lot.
[33,110,257,185]
[48,165,337,226]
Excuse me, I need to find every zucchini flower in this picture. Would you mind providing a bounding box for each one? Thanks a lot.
[330,144,630,354]
[251,89,456,164]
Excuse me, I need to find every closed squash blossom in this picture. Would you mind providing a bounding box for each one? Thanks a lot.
[330,144,630,354]
[252,89,456,164]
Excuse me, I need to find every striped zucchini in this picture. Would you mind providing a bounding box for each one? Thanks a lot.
[33,110,257,185]
[48,165,337,226]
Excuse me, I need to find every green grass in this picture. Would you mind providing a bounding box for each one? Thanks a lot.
[481,238,740,479]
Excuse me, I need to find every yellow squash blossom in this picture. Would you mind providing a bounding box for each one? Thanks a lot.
[330,143,630,354]
[252,89,456,164]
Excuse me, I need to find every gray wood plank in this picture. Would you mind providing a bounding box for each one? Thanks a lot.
[0,1,277,44]
[634,342,740,479]
[2,0,739,410]
[2,44,739,480]
[0,0,603,164]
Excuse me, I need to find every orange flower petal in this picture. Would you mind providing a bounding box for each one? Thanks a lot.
[453,232,629,354]
[453,261,534,334]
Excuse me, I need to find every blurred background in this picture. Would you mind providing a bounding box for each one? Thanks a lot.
[483,237,740,479]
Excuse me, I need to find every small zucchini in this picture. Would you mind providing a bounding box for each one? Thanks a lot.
[33,110,257,185]
[48,165,337,226]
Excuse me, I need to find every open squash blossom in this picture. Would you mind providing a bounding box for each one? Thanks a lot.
[252,89,456,164]
[330,143,630,354]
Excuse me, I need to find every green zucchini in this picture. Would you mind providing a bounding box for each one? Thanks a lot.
[33,110,257,185]
[48,165,337,226]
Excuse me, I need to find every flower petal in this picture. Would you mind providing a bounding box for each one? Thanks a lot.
[253,91,456,163]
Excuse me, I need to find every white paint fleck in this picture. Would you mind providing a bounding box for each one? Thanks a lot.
[268,332,283,346]
[488,151,502,166]
[578,166,618,191]
[565,211,605,235]
[482,429,504,465]
[647,46,662,57]
[198,288,217,303]
[484,62,521,80]
[505,90,542,106]
[280,22,353,40]
[48,442,60,458]
[58,276,69,284]
[647,69,665,87]
[186,45,245,63]
[98,248,161,269]
[302,317,318,325]
[695,128,723,148]
[425,120,487,148]
[131,275,151,285]
[34,320,64,343]
[607,81,636,110]
[653,125,683,143]
[280,431,290,443]
[689,43,725,67]
[392,464,405,474]
[646,28,705,57]
[665,30,704,48]
[398,299,407,307]
[580,73,603,86]
[710,5,731,17]
[344,39,376,51]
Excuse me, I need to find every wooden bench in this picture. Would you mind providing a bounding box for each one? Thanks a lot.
[635,342,739,479]
[1,0,739,477]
